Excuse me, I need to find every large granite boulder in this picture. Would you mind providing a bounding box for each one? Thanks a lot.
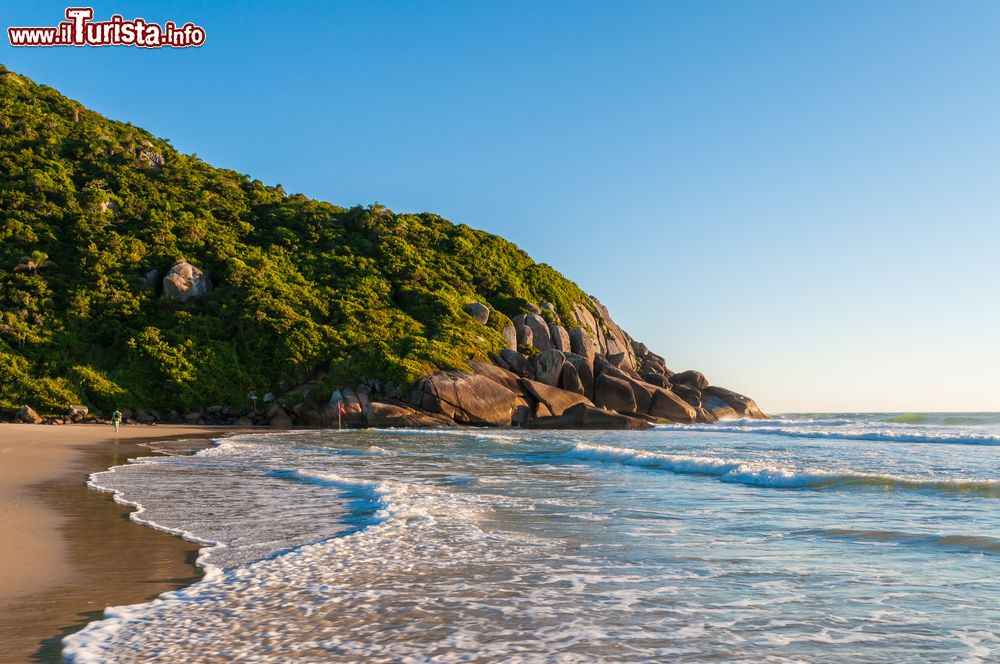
[268,407,294,428]
[632,341,670,374]
[515,323,533,348]
[138,148,165,172]
[16,405,42,424]
[671,383,702,407]
[525,403,652,430]
[570,303,599,340]
[162,261,213,303]
[563,352,595,399]
[67,405,89,422]
[704,386,766,419]
[331,387,365,426]
[589,297,637,371]
[701,394,739,421]
[462,302,490,325]
[569,327,598,364]
[410,371,517,426]
[513,313,551,351]
[498,349,532,377]
[519,378,594,416]
[627,378,655,413]
[671,370,709,391]
[640,371,672,389]
[365,401,456,427]
[502,324,518,351]
[649,388,697,423]
[293,402,324,428]
[548,324,571,352]
[467,360,522,393]
[593,373,637,413]
[559,362,585,395]
[535,348,566,386]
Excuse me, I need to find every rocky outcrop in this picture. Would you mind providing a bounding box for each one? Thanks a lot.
[269,409,294,428]
[498,349,532,377]
[593,373,637,413]
[535,348,566,386]
[588,297,638,372]
[559,362,585,395]
[502,325,518,351]
[16,405,42,424]
[67,405,89,422]
[519,378,594,416]
[704,386,765,419]
[331,386,365,426]
[410,371,517,426]
[137,144,165,172]
[671,370,709,391]
[700,394,739,421]
[563,352,595,399]
[365,401,456,427]
[649,388,697,423]
[467,360,522,393]
[515,323,533,348]
[525,403,652,430]
[463,302,490,325]
[162,261,213,303]
[569,326,598,364]
[211,297,763,431]
[548,324,571,352]
[671,383,702,407]
[513,313,551,351]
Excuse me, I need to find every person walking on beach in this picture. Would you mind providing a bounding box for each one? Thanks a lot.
[112,409,122,432]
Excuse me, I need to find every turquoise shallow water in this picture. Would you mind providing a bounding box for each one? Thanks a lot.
[64,414,1000,662]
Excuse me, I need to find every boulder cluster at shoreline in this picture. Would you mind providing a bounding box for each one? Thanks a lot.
[247,297,762,431]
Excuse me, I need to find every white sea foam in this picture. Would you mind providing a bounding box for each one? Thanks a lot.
[61,425,1000,662]
[83,449,227,575]
[664,419,1000,446]
[567,443,1000,496]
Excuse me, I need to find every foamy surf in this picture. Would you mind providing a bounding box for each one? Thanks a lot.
[567,443,1000,496]
[61,418,1000,662]
[666,418,1000,446]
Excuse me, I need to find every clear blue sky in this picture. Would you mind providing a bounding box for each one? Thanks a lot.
[3,1,998,412]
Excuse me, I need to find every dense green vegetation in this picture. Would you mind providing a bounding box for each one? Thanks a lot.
[0,66,594,415]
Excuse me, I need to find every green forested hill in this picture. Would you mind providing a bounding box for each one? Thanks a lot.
[0,66,593,415]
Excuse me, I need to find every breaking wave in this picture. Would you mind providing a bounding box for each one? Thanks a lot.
[567,443,1000,496]
[666,419,1000,446]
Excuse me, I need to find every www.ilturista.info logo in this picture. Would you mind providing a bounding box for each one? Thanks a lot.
[8,7,205,48]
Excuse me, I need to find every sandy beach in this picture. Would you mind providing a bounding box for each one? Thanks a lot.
[0,423,231,662]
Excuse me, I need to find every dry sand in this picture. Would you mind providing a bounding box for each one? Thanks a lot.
[0,423,232,662]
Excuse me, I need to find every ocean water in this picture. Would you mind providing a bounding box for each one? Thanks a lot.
[63,413,1000,662]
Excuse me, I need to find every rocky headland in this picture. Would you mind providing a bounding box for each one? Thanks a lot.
[0,66,763,430]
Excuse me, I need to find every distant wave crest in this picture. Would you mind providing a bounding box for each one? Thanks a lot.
[568,443,1000,496]
[662,420,1000,447]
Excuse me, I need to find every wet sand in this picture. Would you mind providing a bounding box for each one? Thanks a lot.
[0,424,231,662]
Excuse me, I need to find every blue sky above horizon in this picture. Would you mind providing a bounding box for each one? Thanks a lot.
[2,1,998,412]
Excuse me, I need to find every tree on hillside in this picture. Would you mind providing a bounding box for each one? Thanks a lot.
[14,250,55,274]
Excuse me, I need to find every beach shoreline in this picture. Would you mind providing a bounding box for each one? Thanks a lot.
[0,423,236,663]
